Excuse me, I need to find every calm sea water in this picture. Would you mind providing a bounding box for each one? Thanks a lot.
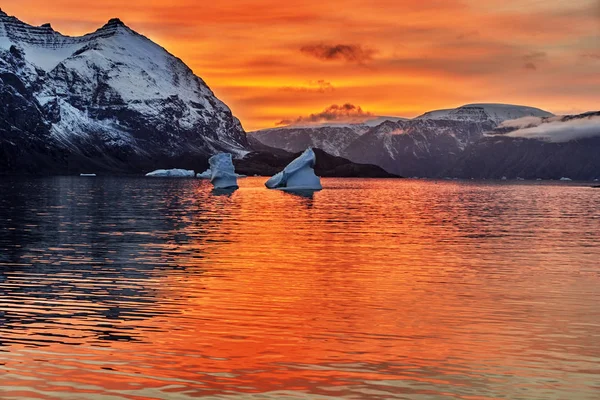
[0,177,599,400]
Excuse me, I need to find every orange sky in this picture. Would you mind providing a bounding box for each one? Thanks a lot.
[2,0,599,131]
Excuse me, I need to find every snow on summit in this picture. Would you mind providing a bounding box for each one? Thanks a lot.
[416,103,553,124]
[0,13,216,104]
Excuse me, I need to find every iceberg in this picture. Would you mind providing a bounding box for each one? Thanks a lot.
[196,169,212,179]
[146,169,195,177]
[80,173,96,177]
[265,148,322,191]
[560,177,572,181]
[197,169,246,179]
[209,153,239,189]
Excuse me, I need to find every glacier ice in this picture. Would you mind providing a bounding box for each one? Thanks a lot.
[265,148,322,191]
[196,169,212,179]
[146,169,195,177]
[197,169,246,179]
[209,153,239,189]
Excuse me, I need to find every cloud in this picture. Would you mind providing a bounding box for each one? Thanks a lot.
[581,53,600,60]
[279,80,334,93]
[522,51,547,70]
[501,113,600,143]
[277,103,374,126]
[300,44,376,63]
[456,30,480,40]
[497,116,546,129]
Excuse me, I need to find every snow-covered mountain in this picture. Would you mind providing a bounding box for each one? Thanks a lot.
[416,103,552,124]
[250,104,554,176]
[0,10,248,173]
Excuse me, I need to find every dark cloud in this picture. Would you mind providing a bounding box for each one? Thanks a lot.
[300,44,376,63]
[277,103,374,126]
[523,51,547,70]
[524,62,537,70]
[456,30,480,40]
[279,80,335,93]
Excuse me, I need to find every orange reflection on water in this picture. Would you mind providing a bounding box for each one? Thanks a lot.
[0,177,599,399]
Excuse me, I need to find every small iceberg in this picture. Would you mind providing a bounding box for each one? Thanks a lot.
[80,173,96,177]
[501,176,507,181]
[196,169,212,179]
[559,177,572,181]
[146,169,195,177]
[209,153,239,189]
[198,169,246,179]
[265,148,322,191]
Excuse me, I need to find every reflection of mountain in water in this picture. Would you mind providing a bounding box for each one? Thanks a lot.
[0,177,238,347]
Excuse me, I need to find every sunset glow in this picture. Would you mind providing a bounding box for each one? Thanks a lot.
[2,0,599,130]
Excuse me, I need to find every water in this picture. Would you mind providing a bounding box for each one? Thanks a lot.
[0,177,599,399]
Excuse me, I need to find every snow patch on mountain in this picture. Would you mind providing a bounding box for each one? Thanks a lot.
[416,103,553,124]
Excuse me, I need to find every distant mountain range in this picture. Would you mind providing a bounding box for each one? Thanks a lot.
[251,105,600,180]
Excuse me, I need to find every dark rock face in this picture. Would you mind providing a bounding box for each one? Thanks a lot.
[235,148,399,178]
[448,111,600,180]
[449,136,600,181]
[0,12,248,174]
[0,52,66,174]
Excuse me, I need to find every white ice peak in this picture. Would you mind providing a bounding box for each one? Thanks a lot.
[145,169,195,177]
[265,148,322,191]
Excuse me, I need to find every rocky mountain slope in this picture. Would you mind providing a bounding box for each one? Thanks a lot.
[0,10,248,174]
[249,117,406,157]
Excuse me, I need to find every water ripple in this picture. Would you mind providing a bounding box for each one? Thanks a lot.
[0,177,599,399]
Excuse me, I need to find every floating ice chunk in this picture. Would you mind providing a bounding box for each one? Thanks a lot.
[501,176,507,180]
[209,153,239,189]
[198,169,246,179]
[265,148,322,191]
[196,169,212,179]
[559,177,572,181]
[80,173,96,177]
[146,169,195,177]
